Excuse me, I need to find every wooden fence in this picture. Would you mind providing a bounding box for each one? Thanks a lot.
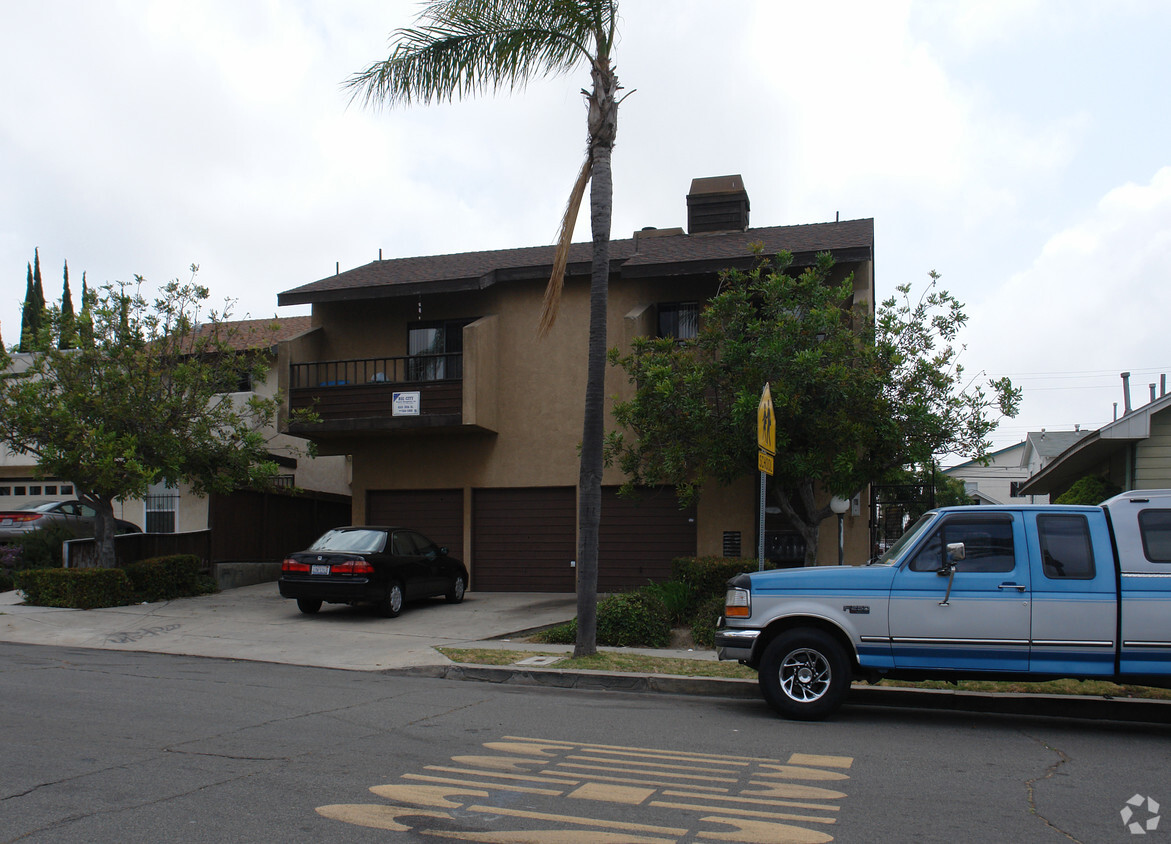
[64,488,351,569]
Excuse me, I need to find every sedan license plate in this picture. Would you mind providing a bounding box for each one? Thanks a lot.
[311,564,331,576]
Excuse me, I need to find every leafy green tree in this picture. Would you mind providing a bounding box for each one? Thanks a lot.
[346,0,623,656]
[0,271,294,568]
[607,254,1020,564]
[1054,475,1121,506]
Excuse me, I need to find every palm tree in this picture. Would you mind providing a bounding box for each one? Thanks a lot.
[346,0,622,656]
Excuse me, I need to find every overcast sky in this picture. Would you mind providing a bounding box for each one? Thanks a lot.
[3,0,1170,461]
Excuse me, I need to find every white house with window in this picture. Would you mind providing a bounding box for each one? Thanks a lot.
[1,319,350,534]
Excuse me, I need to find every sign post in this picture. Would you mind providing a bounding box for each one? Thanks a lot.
[757,384,775,571]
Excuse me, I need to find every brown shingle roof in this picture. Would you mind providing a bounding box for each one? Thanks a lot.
[278,219,874,306]
[192,316,313,352]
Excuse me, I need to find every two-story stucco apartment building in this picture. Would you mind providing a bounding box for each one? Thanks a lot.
[277,177,875,591]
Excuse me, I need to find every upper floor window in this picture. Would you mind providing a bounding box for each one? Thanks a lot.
[408,320,471,381]
[657,302,699,340]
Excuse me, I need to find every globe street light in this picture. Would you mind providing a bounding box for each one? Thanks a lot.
[830,496,851,565]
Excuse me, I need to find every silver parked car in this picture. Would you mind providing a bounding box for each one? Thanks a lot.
[0,500,142,542]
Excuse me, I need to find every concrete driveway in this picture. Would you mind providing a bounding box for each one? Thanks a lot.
[0,583,577,672]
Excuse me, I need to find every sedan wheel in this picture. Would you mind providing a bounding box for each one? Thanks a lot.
[445,574,466,604]
[379,582,404,618]
[296,597,322,615]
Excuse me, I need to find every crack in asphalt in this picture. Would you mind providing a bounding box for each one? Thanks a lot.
[1023,733,1081,843]
[1,769,259,844]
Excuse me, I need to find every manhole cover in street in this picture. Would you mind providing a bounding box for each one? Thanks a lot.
[513,656,563,667]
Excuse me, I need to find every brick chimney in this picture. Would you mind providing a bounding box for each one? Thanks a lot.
[686,175,750,234]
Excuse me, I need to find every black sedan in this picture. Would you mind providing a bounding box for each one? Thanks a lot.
[278,526,467,617]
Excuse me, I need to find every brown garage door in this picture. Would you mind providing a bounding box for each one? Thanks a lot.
[599,487,696,592]
[366,489,463,559]
[472,487,576,592]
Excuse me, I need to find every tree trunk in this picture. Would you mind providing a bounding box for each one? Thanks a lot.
[91,498,118,569]
[574,57,618,658]
[772,484,824,566]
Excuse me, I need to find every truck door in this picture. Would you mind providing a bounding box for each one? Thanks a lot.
[1027,512,1116,676]
[889,512,1030,671]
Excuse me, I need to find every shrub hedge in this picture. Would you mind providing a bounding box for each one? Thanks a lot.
[533,557,774,651]
[671,556,774,615]
[14,567,134,609]
[10,524,78,570]
[596,589,671,648]
[122,555,213,602]
[13,554,216,609]
[0,570,14,593]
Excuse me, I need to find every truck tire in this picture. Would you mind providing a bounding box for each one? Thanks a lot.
[758,628,851,721]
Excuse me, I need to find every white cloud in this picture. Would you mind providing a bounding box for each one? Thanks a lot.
[966,167,1171,436]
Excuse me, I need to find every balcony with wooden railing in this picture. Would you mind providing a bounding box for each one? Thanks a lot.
[287,353,465,436]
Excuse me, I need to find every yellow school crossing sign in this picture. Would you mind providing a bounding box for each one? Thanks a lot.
[757,383,775,475]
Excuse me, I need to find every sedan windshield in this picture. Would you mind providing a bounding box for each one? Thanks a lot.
[308,529,387,554]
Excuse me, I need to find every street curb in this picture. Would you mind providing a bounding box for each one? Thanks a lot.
[388,663,761,698]
[848,684,1171,724]
[396,663,1171,724]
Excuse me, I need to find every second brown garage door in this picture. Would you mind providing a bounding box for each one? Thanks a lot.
[471,487,576,592]
[599,487,697,591]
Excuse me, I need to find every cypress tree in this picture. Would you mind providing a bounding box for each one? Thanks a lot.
[59,260,76,350]
[19,263,35,352]
[31,249,47,351]
[78,272,95,347]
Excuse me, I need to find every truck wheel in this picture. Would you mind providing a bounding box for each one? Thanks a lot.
[758,629,851,721]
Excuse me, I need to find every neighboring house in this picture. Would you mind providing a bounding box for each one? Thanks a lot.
[1020,390,1171,500]
[125,316,351,536]
[1,320,351,551]
[277,175,876,591]
[944,428,1092,505]
[0,353,127,518]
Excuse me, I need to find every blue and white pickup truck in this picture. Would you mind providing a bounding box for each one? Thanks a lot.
[716,490,1171,719]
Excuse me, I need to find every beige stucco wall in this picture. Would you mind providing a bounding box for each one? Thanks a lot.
[298,260,874,568]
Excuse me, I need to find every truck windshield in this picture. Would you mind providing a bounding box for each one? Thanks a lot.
[873,513,936,565]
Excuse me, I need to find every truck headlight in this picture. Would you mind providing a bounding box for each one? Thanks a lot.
[724,586,751,618]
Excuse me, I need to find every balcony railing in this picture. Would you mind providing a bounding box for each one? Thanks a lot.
[288,354,464,434]
[290,354,462,389]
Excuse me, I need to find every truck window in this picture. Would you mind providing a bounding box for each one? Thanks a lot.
[1138,509,1171,562]
[1036,514,1095,579]
[909,516,1015,573]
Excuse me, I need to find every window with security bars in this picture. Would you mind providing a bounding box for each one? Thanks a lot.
[145,486,178,533]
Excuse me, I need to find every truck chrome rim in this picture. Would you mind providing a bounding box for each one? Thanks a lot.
[780,647,831,702]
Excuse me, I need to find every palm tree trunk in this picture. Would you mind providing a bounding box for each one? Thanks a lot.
[574,53,619,657]
[574,140,613,657]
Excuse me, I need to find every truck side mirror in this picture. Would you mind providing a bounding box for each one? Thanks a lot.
[938,542,965,605]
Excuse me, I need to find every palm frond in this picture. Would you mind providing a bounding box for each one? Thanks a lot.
[538,154,591,338]
[345,0,616,107]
